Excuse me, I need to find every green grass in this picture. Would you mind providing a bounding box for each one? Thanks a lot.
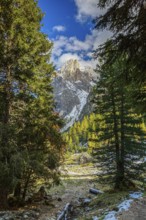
[76,190,130,220]
[88,190,129,217]
[90,190,129,208]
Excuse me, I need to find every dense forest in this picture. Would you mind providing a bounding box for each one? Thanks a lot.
[0,0,146,215]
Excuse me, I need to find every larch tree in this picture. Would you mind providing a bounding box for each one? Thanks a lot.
[0,0,65,207]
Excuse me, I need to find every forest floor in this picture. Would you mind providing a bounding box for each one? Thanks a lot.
[37,153,146,220]
[0,153,144,220]
[117,197,146,220]
[38,154,99,220]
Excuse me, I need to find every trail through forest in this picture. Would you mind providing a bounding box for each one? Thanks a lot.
[0,155,145,220]
[39,160,98,220]
[37,155,146,220]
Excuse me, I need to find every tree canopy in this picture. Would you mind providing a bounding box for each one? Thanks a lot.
[92,52,146,189]
[0,0,65,208]
[95,0,146,111]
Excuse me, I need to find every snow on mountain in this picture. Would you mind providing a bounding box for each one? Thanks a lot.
[52,59,96,131]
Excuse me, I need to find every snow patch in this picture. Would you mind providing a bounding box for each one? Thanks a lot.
[66,81,76,92]
[129,192,143,199]
[61,81,89,131]
[104,211,117,220]
[118,199,133,212]
[61,106,78,132]
[101,192,143,220]
[77,89,88,115]
[65,106,78,120]
[92,217,99,220]
[75,80,82,83]
[90,81,96,86]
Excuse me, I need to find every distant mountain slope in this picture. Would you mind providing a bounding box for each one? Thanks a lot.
[53,59,96,131]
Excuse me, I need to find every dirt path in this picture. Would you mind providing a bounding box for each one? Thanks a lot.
[38,163,97,220]
[117,197,146,220]
[38,159,146,220]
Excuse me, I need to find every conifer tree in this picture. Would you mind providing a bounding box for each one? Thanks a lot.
[0,0,64,207]
[95,0,146,81]
[92,54,146,189]
[95,0,146,110]
[63,113,101,154]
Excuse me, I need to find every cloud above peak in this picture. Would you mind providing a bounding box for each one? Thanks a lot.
[53,25,66,32]
[51,29,112,69]
[50,1,111,70]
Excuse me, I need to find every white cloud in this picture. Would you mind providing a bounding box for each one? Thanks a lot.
[51,29,112,69]
[49,1,112,70]
[53,25,66,32]
[74,0,107,22]
[74,0,98,22]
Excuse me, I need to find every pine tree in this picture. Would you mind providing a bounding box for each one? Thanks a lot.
[15,69,65,201]
[92,54,146,189]
[95,0,146,110]
[0,0,64,207]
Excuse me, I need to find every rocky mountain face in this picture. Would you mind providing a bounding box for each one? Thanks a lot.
[52,59,96,131]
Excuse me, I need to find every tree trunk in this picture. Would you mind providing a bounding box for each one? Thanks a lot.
[0,188,9,209]
[14,182,21,199]
[120,92,125,180]
[1,66,12,165]
[22,171,32,200]
[114,91,125,189]
[111,91,122,188]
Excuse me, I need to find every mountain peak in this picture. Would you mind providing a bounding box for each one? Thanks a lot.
[53,59,96,131]
[59,59,96,83]
[59,59,80,80]
[61,59,80,72]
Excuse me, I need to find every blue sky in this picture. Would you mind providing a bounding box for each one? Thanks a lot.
[38,0,111,69]
[38,0,91,40]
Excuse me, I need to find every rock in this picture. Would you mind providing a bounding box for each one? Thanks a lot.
[85,207,91,212]
[0,212,5,217]
[0,209,41,220]
[23,214,28,219]
[83,198,91,205]
[35,212,40,217]
[113,206,119,212]
[5,217,14,220]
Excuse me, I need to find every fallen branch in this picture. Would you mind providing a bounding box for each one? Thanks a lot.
[89,188,103,195]
[57,203,73,220]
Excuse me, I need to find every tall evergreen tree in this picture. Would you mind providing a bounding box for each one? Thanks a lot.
[0,0,64,207]
[92,55,146,189]
[94,0,146,110]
